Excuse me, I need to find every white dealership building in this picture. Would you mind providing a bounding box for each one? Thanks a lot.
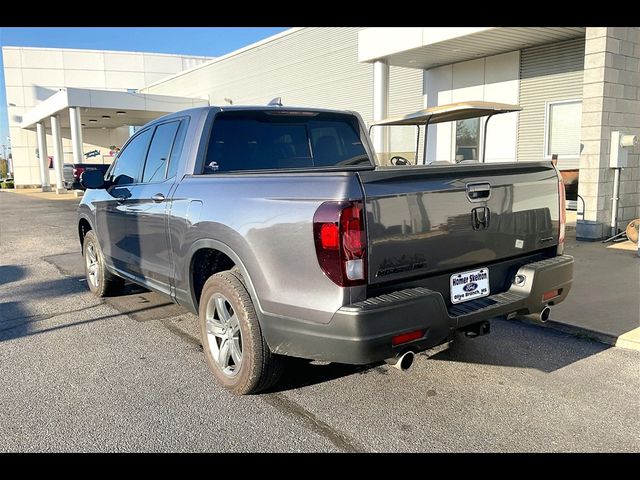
[3,27,639,240]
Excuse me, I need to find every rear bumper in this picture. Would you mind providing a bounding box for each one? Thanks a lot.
[264,255,574,364]
[63,179,82,190]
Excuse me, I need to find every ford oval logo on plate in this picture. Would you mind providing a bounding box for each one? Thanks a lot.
[451,268,490,304]
[463,282,478,292]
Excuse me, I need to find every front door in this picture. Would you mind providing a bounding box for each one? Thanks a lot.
[95,127,154,275]
[121,181,173,292]
[95,120,183,293]
[119,120,183,292]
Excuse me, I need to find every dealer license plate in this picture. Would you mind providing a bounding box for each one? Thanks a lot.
[450,268,490,304]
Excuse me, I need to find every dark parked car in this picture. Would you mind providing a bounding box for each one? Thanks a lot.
[64,163,111,190]
[77,103,574,394]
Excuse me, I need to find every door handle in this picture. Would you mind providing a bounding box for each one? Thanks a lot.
[465,182,491,202]
[151,193,166,203]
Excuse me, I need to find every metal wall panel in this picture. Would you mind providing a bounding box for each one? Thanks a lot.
[517,38,585,169]
[143,28,378,123]
[388,65,424,117]
[387,65,425,163]
[143,28,424,129]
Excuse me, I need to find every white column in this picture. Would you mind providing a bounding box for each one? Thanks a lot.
[36,122,51,192]
[69,107,84,167]
[372,60,390,157]
[50,114,66,194]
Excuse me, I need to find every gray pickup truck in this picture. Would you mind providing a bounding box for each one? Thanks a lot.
[78,103,573,394]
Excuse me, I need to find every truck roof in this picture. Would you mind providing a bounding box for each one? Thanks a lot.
[149,105,358,126]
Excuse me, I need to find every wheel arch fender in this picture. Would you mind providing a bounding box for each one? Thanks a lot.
[77,210,95,249]
[186,238,265,322]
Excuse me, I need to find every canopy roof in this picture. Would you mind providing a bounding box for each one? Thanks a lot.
[370,101,522,127]
[19,87,208,130]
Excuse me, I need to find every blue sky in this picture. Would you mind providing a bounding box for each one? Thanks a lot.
[0,27,289,152]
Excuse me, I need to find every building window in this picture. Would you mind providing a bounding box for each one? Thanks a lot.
[455,118,480,162]
[546,100,582,157]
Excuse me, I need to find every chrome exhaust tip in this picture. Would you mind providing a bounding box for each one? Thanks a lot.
[517,306,551,324]
[540,306,551,323]
[385,351,415,371]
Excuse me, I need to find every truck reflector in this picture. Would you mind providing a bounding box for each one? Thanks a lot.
[392,329,425,346]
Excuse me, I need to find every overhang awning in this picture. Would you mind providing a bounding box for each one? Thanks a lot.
[19,87,209,130]
[370,101,522,127]
[359,27,586,69]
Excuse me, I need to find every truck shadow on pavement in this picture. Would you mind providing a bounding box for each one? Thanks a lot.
[0,266,181,343]
[427,318,610,374]
[269,318,611,392]
[270,358,380,392]
[0,265,27,285]
[2,252,611,390]
[0,251,184,342]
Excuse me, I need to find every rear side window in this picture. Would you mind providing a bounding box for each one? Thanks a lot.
[142,121,180,183]
[110,128,153,185]
[166,120,188,180]
[203,111,370,173]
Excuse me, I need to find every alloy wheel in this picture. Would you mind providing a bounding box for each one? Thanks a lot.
[205,293,243,377]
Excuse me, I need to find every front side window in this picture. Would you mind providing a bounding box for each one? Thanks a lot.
[455,118,480,162]
[546,100,582,157]
[203,111,370,173]
[142,121,180,183]
[110,128,153,185]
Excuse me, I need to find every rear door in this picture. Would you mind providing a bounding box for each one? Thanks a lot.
[359,162,560,287]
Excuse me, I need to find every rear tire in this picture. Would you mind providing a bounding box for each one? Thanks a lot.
[229,265,246,287]
[199,271,284,395]
[83,230,124,297]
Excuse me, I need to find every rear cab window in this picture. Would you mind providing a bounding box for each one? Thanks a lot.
[202,110,372,173]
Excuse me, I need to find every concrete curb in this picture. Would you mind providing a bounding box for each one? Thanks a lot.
[518,318,640,352]
[615,327,640,351]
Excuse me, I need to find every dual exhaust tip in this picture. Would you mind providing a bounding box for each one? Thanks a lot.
[539,306,551,322]
[385,350,415,371]
[518,305,551,324]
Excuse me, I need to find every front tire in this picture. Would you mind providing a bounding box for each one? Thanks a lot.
[199,271,284,395]
[83,230,124,297]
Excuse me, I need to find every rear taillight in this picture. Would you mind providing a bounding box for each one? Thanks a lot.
[73,167,85,180]
[313,201,367,287]
[558,177,566,245]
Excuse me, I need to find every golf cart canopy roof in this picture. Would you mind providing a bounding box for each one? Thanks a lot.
[370,101,522,126]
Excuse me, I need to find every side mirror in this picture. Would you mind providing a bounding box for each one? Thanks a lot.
[81,169,106,190]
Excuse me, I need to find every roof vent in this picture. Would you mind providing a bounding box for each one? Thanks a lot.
[268,97,283,107]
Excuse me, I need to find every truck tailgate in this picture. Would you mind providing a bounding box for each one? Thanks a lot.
[358,162,560,286]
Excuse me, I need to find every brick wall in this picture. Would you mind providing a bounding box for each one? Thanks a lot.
[579,27,640,234]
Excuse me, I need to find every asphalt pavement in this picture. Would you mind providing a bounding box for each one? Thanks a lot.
[550,229,639,344]
[0,191,638,452]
